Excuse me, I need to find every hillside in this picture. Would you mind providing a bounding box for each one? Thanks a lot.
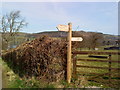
[27,31,67,38]
[1,31,119,50]
[28,31,120,46]
[28,31,119,41]
[1,31,118,41]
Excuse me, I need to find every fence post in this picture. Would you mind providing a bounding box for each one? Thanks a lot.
[73,54,77,79]
[108,54,112,86]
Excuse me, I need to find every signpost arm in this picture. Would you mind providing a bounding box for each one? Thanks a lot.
[67,22,72,83]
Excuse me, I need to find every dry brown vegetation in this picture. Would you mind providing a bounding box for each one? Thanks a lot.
[2,36,67,83]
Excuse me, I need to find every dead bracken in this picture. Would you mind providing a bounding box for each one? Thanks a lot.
[2,36,67,82]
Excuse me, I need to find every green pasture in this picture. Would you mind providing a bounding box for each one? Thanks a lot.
[76,53,119,73]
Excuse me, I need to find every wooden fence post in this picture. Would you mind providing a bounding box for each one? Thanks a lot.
[73,55,77,79]
[67,22,72,83]
[108,54,112,86]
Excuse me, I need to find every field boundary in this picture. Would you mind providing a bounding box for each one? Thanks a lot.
[72,51,120,87]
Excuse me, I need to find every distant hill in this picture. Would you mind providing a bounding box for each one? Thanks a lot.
[1,31,119,41]
[27,31,67,38]
[1,31,119,48]
[26,31,119,46]
[27,31,98,38]
[27,31,119,40]
[103,34,119,40]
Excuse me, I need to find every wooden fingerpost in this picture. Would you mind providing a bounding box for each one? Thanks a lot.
[67,22,72,83]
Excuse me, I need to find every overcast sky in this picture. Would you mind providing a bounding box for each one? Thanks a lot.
[2,2,118,35]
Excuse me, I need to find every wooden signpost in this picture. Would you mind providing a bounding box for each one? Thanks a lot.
[56,24,69,32]
[67,23,72,83]
[71,37,83,41]
[57,23,83,83]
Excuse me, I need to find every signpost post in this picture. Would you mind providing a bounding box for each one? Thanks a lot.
[67,22,72,83]
[57,23,83,83]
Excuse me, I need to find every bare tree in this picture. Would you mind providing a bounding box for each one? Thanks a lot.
[0,11,28,50]
[71,31,104,50]
[72,31,85,50]
[89,32,103,50]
